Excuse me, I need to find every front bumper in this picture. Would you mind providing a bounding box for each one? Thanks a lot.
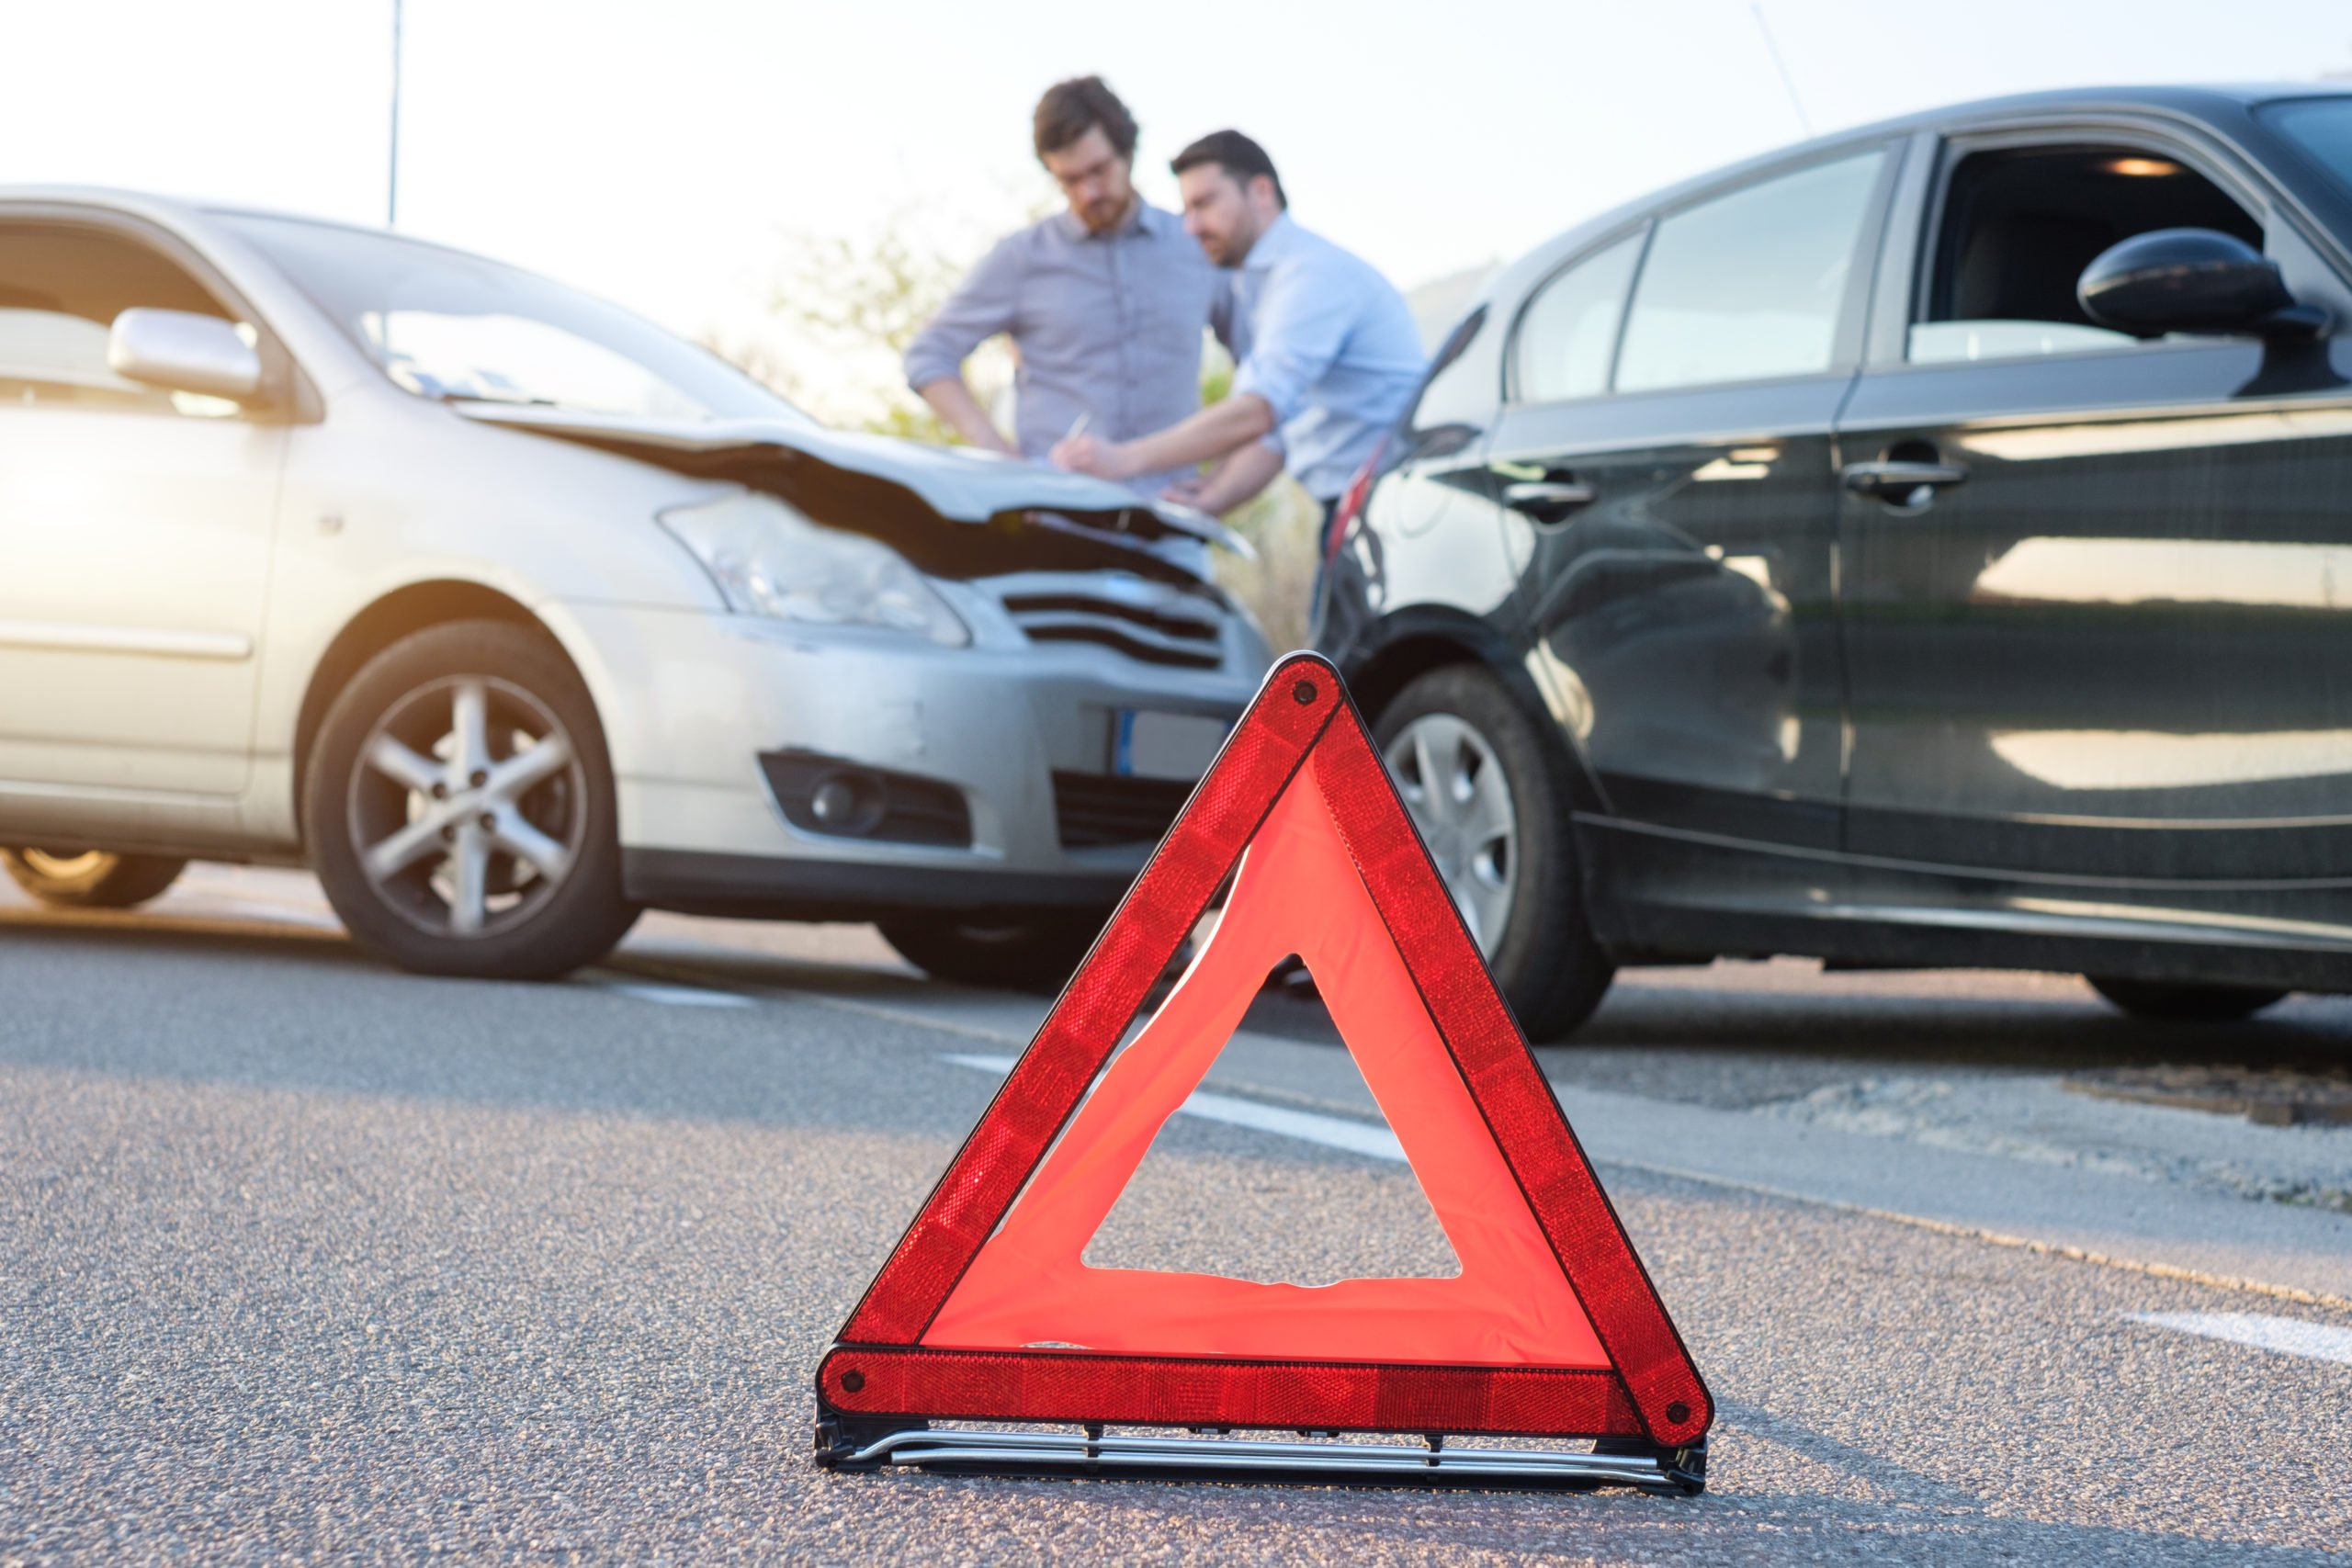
[542,601,1265,920]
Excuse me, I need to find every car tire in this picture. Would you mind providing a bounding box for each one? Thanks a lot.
[2086,976,2288,1022]
[879,911,1110,994]
[1374,664,1614,1041]
[304,618,639,979]
[1,847,187,910]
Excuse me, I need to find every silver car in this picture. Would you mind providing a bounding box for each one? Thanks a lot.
[0,189,1269,986]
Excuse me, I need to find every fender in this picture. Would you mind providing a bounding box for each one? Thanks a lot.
[1331,602,1611,822]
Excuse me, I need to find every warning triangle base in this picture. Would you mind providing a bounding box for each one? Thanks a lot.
[814,1412,1707,1495]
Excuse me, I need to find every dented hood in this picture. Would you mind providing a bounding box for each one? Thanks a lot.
[454,402,1248,580]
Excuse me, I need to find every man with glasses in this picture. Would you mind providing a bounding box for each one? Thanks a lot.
[905,76,1219,500]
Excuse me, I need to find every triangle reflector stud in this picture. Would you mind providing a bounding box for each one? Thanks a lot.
[815,654,1713,1495]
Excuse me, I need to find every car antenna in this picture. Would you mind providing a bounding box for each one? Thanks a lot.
[1749,2,1814,139]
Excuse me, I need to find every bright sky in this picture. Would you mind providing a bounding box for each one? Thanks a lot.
[5,0,2349,405]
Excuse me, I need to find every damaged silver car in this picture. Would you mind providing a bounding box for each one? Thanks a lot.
[0,189,1270,985]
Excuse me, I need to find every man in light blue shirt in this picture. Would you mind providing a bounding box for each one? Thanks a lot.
[1051,130,1425,525]
[904,77,1219,498]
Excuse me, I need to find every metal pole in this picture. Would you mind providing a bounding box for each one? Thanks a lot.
[388,0,403,227]
[1749,2,1812,139]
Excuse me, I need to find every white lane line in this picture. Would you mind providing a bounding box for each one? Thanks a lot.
[2130,1311,2352,1367]
[594,978,755,1009]
[944,1053,1405,1162]
[763,991,1034,1048]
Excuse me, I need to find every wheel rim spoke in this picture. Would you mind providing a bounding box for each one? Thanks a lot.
[491,814,572,881]
[1464,754,1516,855]
[1410,731,1442,815]
[1461,873,1510,951]
[447,828,491,934]
[449,680,491,781]
[364,815,447,880]
[488,733,573,797]
[366,735,444,795]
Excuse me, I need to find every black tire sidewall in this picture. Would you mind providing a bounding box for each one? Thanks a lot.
[304,619,637,979]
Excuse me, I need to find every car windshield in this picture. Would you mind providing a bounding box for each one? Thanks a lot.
[2258,96,2352,207]
[221,213,814,425]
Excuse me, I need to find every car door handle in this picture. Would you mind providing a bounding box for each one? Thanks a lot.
[1500,479,1597,523]
[1841,460,1968,510]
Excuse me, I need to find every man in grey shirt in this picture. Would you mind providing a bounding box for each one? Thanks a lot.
[903,76,1219,497]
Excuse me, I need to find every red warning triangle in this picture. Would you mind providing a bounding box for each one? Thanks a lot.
[819,655,1711,1450]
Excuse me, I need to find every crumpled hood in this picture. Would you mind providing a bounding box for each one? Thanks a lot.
[453,402,1247,562]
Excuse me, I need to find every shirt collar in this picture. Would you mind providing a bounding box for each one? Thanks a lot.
[1057,197,1158,243]
[1238,211,1299,272]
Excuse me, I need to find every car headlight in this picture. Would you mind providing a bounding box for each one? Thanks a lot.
[657,491,968,647]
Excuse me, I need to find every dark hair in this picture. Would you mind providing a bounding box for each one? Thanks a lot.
[1034,76,1137,163]
[1170,130,1286,209]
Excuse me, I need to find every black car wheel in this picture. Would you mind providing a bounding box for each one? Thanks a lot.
[1,847,187,910]
[1375,665,1614,1040]
[305,619,639,979]
[880,911,1109,993]
[2086,976,2288,1022]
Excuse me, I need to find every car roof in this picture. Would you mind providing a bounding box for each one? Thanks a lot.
[1604,83,2352,226]
[0,184,499,262]
[1477,84,2352,310]
[1814,81,2350,145]
[0,184,219,225]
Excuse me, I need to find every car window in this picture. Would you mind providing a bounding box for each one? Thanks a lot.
[1910,144,2262,365]
[225,214,817,425]
[2261,96,2352,202]
[1512,231,1642,404]
[0,223,244,417]
[1613,150,1885,394]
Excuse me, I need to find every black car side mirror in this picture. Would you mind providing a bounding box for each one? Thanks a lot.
[2077,228,2328,342]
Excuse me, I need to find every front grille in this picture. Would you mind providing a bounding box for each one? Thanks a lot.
[759,750,971,847]
[1020,621,1224,669]
[998,582,1227,670]
[1052,771,1194,849]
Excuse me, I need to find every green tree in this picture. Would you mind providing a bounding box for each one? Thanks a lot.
[706,209,1011,441]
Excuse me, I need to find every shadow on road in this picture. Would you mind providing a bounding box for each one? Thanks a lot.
[0,917,1006,1146]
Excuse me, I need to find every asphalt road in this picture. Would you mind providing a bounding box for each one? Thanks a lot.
[4,870,2350,1564]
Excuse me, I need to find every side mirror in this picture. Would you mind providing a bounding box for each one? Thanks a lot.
[2077,228,2324,341]
[107,308,264,401]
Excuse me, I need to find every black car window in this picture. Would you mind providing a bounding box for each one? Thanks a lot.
[1512,231,1642,405]
[0,222,244,418]
[1910,145,2261,364]
[2260,97,2352,201]
[1614,150,1885,394]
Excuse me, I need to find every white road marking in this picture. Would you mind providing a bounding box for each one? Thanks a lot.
[809,995,1035,1047]
[2130,1311,2352,1367]
[595,978,754,1009]
[944,1052,1404,1162]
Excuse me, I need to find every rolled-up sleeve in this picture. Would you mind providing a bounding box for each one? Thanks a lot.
[1228,262,1351,425]
[904,234,1023,391]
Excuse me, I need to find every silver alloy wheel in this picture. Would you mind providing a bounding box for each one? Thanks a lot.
[345,675,588,939]
[1384,712,1519,953]
[19,849,107,879]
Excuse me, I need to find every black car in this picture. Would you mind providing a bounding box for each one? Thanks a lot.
[1320,85,2352,1038]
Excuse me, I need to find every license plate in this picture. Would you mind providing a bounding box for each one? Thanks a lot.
[1114,710,1229,781]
